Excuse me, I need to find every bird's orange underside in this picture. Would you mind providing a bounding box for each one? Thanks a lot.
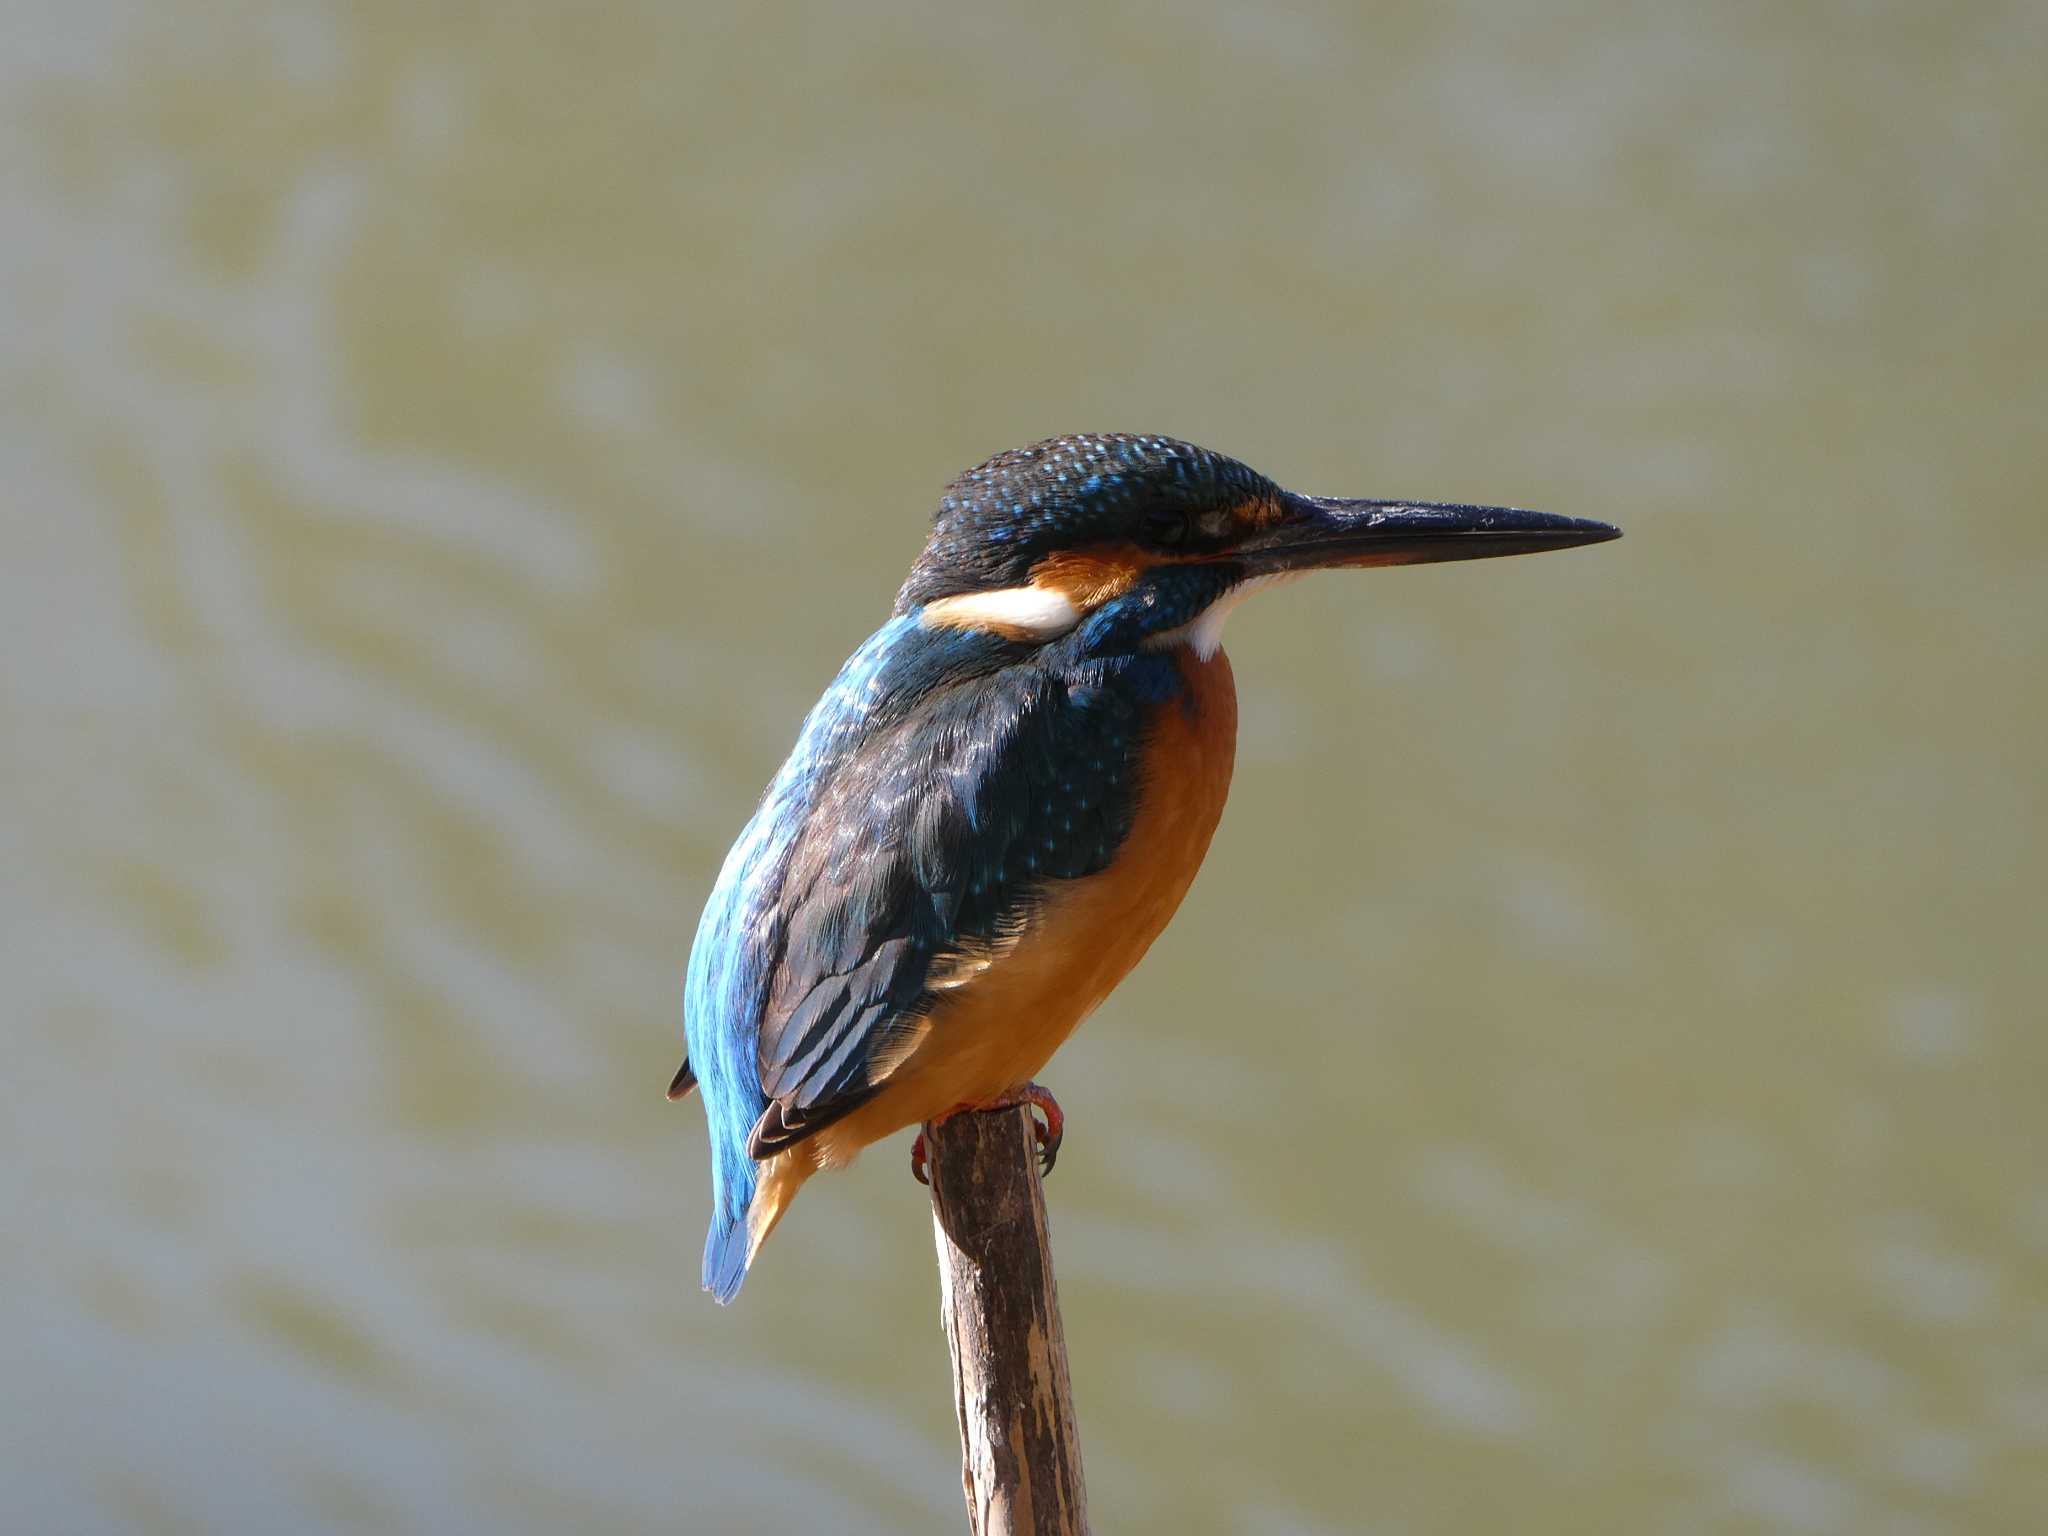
[745,645,1239,1258]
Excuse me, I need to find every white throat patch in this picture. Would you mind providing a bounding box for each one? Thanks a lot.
[1152,574,1301,659]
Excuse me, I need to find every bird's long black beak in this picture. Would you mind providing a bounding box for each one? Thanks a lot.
[1235,494,1620,575]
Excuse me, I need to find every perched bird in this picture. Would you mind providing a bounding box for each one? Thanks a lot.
[671,433,1616,1301]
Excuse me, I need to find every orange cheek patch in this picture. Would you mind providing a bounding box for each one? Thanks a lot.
[1028,500,1285,608]
[1231,494,1290,533]
[1029,544,1154,607]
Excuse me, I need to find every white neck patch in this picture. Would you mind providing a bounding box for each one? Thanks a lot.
[920,583,1082,639]
[1150,574,1301,659]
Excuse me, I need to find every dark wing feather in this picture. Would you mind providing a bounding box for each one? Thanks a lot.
[745,660,1145,1158]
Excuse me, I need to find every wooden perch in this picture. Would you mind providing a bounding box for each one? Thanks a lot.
[925,1104,1090,1536]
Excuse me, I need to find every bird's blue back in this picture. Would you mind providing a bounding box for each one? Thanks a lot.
[685,615,926,1298]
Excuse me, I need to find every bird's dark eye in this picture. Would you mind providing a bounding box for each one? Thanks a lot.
[1144,507,1191,547]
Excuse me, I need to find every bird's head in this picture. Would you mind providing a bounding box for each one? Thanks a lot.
[896,433,1617,655]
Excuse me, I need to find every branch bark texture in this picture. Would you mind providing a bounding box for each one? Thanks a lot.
[926,1105,1089,1536]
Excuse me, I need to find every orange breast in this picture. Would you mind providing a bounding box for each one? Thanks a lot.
[806,646,1239,1167]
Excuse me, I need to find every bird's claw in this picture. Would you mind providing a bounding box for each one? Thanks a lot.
[1019,1083,1064,1175]
[911,1082,1065,1183]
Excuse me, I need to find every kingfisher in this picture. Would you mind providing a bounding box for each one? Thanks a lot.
[670,433,1617,1301]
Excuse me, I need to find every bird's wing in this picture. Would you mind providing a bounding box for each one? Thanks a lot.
[745,661,1144,1158]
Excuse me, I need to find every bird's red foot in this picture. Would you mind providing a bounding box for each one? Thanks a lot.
[1011,1082,1065,1174]
[910,1082,1065,1185]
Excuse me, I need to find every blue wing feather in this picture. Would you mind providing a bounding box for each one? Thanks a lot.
[748,642,1147,1150]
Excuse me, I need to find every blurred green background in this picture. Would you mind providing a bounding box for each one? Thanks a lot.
[4,2,2043,1532]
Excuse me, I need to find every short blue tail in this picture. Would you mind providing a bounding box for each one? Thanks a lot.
[702,1205,752,1303]
[700,1124,761,1303]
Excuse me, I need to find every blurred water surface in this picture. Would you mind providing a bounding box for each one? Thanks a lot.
[3,2,2044,1532]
